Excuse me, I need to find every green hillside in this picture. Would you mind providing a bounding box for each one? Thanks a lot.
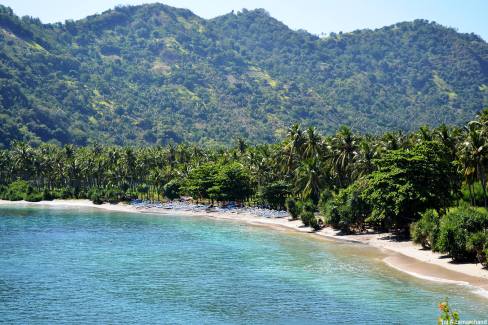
[0,4,487,147]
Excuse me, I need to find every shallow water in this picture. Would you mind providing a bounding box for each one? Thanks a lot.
[0,206,487,324]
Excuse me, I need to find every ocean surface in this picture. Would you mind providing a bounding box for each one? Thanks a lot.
[0,205,487,324]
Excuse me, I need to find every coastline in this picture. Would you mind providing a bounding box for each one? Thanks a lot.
[1,199,488,297]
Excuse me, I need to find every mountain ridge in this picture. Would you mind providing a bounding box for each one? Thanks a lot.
[0,3,487,147]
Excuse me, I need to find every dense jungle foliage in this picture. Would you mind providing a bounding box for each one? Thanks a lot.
[0,3,487,147]
[2,111,488,266]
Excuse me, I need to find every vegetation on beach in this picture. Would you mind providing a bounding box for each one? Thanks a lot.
[412,206,488,267]
[2,111,488,266]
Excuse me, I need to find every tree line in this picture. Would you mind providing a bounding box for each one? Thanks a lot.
[1,112,488,266]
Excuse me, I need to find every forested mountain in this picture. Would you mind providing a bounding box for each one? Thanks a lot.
[0,3,487,147]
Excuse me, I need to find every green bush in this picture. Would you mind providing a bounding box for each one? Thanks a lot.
[104,188,122,202]
[137,184,150,195]
[212,162,253,202]
[87,187,123,204]
[88,188,104,205]
[363,142,458,231]
[163,179,181,200]
[301,200,316,213]
[320,180,370,233]
[461,182,486,206]
[0,180,48,202]
[436,207,488,262]
[300,210,321,230]
[4,191,23,201]
[76,189,87,199]
[49,189,62,199]
[42,189,55,201]
[285,198,300,220]
[124,190,139,201]
[410,209,440,249]
[91,193,104,205]
[298,200,321,230]
[24,192,43,202]
[320,197,340,227]
[309,215,322,231]
[259,181,290,210]
[2,180,33,201]
[466,231,488,267]
[59,188,73,199]
[300,210,315,227]
[317,189,333,223]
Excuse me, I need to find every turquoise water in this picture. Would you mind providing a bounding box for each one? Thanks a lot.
[0,206,487,324]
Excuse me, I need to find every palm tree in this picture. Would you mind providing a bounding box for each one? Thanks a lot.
[246,145,274,188]
[353,138,377,179]
[0,149,12,185]
[10,141,34,181]
[294,158,324,204]
[167,144,177,168]
[283,124,305,172]
[122,147,136,191]
[458,139,477,205]
[303,127,322,159]
[435,124,458,161]
[380,131,405,151]
[236,137,247,155]
[37,143,58,190]
[461,121,488,207]
[331,126,357,188]
[416,125,433,142]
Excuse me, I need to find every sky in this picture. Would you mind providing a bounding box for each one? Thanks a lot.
[1,0,487,40]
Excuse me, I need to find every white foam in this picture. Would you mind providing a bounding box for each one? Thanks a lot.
[383,258,488,300]
[471,287,488,299]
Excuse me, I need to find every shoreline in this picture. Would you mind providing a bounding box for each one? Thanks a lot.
[1,199,488,298]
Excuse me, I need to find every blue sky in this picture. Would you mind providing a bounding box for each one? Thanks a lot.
[1,0,487,40]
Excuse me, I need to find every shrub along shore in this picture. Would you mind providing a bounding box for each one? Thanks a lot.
[2,112,488,269]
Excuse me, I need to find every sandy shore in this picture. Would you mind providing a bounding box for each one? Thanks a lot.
[1,199,488,297]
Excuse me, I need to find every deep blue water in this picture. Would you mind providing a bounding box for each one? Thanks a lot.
[0,205,487,324]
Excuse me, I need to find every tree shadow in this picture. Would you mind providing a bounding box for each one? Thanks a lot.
[330,228,380,236]
[377,233,410,242]
[447,258,475,265]
[438,254,451,259]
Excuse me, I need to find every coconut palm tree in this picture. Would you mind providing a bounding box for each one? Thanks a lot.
[294,158,324,204]
[331,126,357,188]
[352,137,377,180]
[0,149,11,186]
[236,137,247,155]
[283,124,305,172]
[10,141,34,181]
[435,124,459,161]
[416,125,433,142]
[461,121,488,207]
[458,138,477,205]
[302,127,323,160]
[380,131,405,151]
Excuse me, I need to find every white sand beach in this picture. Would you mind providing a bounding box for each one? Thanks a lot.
[1,199,488,297]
